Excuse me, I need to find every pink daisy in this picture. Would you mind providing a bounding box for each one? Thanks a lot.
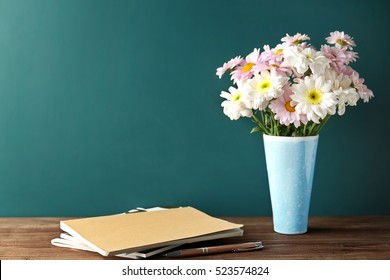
[350,72,374,103]
[281,33,310,46]
[340,65,354,76]
[326,31,356,50]
[216,56,244,78]
[321,45,358,73]
[269,85,308,128]
[231,48,261,83]
[253,45,291,75]
[252,45,273,72]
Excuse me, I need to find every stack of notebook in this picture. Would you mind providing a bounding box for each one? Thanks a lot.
[51,206,243,259]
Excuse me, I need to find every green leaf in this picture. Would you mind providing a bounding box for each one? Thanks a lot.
[250,127,262,134]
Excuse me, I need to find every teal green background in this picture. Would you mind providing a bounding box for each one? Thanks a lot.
[0,0,389,217]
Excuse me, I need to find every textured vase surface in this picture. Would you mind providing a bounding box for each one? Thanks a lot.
[263,134,319,234]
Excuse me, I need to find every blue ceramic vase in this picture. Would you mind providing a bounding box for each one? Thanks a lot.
[263,134,319,234]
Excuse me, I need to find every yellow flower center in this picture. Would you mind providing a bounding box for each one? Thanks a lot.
[233,92,241,102]
[285,100,295,112]
[306,89,322,105]
[275,49,283,55]
[336,39,348,46]
[305,53,314,59]
[256,79,271,93]
[242,62,255,72]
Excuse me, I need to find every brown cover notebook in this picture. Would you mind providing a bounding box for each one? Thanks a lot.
[60,207,243,256]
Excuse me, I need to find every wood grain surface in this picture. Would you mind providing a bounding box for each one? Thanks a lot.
[1,216,389,260]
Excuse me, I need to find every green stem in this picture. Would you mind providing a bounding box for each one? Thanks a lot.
[315,115,331,135]
[260,111,266,127]
[272,115,279,136]
[252,113,269,134]
[308,122,317,136]
[303,123,307,136]
[286,124,292,136]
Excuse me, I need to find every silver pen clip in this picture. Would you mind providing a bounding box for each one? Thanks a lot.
[234,241,264,252]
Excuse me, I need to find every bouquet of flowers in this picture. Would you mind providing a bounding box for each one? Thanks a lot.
[216,31,373,136]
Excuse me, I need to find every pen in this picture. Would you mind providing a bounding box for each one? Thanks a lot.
[163,241,263,257]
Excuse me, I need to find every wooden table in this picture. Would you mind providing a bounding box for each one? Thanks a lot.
[1,216,389,260]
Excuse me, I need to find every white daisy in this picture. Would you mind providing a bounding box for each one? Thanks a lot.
[245,69,289,110]
[282,46,330,75]
[220,84,252,120]
[326,69,359,115]
[291,75,337,123]
[303,48,330,75]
